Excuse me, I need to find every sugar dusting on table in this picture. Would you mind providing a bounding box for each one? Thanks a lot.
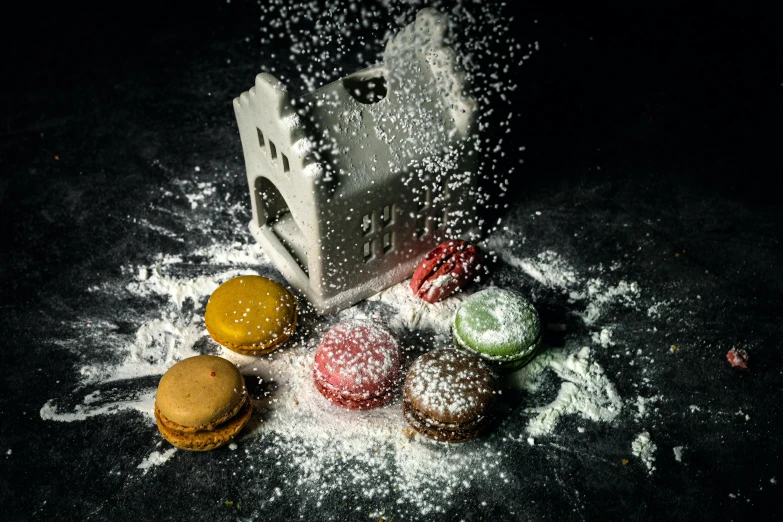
[35,0,676,516]
[510,345,623,437]
[38,168,667,515]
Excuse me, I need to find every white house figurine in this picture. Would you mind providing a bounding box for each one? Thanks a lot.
[233,8,479,314]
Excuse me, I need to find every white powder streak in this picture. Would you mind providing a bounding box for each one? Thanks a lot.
[137,448,178,473]
[126,266,258,310]
[489,247,640,326]
[102,319,204,383]
[509,346,623,436]
[192,241,270,266]
[579,279,640,326]
[42,225,634,513]
[497,249,578,291]
[40,389,156,423]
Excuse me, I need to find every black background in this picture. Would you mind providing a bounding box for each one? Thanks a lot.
[2,1,781,520]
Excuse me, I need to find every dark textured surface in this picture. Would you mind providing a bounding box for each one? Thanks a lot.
[2,1,781,520]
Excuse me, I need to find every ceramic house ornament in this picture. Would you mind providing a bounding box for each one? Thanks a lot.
[233,8,479,314]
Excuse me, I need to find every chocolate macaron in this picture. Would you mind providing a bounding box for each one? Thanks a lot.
[205,275,298,356]
[313,320,402,410]
[155,355,252,451]
[453,287,543,371]
[403,349,497,442]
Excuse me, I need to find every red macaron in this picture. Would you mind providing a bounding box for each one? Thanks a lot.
[313,320,403,410]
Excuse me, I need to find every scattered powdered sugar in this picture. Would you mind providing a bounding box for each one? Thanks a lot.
[192,241,269,266]
[41,225,644,517]
[41,228,637,515]
[634,395,661,420]
[183,181,216,209]
[405,349,495,420]
[591,327,615,348]
[28,0,694,514]
[632,431,657,473]
[500,249,579,291]
[103,319,204,383]
[231,345,505,516]
[42,230,270,420]
[646,299,671,319]
[40,388,156,423]
[673,445,684,462]
[489,247,641,326]
[509,345,623,437]
[368,280,469,338]
[578,279,641,326]
[137,448,177,474]
[126,265,257,310]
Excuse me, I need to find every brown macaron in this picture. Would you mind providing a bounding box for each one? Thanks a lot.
[403,348,497,442]
[154,355,252,451]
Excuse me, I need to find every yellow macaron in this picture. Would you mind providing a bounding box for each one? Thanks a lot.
[204,275,298,355]
[154,355,252,451]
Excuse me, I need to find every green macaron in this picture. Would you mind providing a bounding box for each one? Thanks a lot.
[452,287,543,371]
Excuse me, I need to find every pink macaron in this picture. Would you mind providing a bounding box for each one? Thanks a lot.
[313,320,402,410]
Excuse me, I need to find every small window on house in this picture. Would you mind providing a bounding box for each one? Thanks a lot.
[257,127,266,150]
[415,215,427,237]
[363,241,373,262]
[343,72,387,105]
[382,232,393,253]
[381,205,392,226]
[269,140,277,161]
[361,214,372,234]
[282,153,290,173]
[417,187,431,210]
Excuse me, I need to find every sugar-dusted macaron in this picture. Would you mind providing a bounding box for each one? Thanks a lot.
[154,355,252,451]
[313,320,402,410]
[403,348,497,442]
[453,287,543,371]
[205,275,298,356]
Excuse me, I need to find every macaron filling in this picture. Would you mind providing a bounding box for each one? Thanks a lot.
[155,393,250,434]
[155,397,253,452]
[403,398,489,442]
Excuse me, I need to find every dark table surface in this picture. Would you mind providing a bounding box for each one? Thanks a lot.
[2,1,781,520]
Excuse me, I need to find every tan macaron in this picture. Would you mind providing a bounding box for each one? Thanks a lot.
[204,275,298,355]
[154,355,252,451]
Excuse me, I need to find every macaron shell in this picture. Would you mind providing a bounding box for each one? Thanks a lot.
[155,396,252,451]
[453,287,542,364]
[204,275,298,354]
[156,355,247,427]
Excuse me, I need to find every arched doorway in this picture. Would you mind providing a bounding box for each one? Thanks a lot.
[254,177,309,275]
